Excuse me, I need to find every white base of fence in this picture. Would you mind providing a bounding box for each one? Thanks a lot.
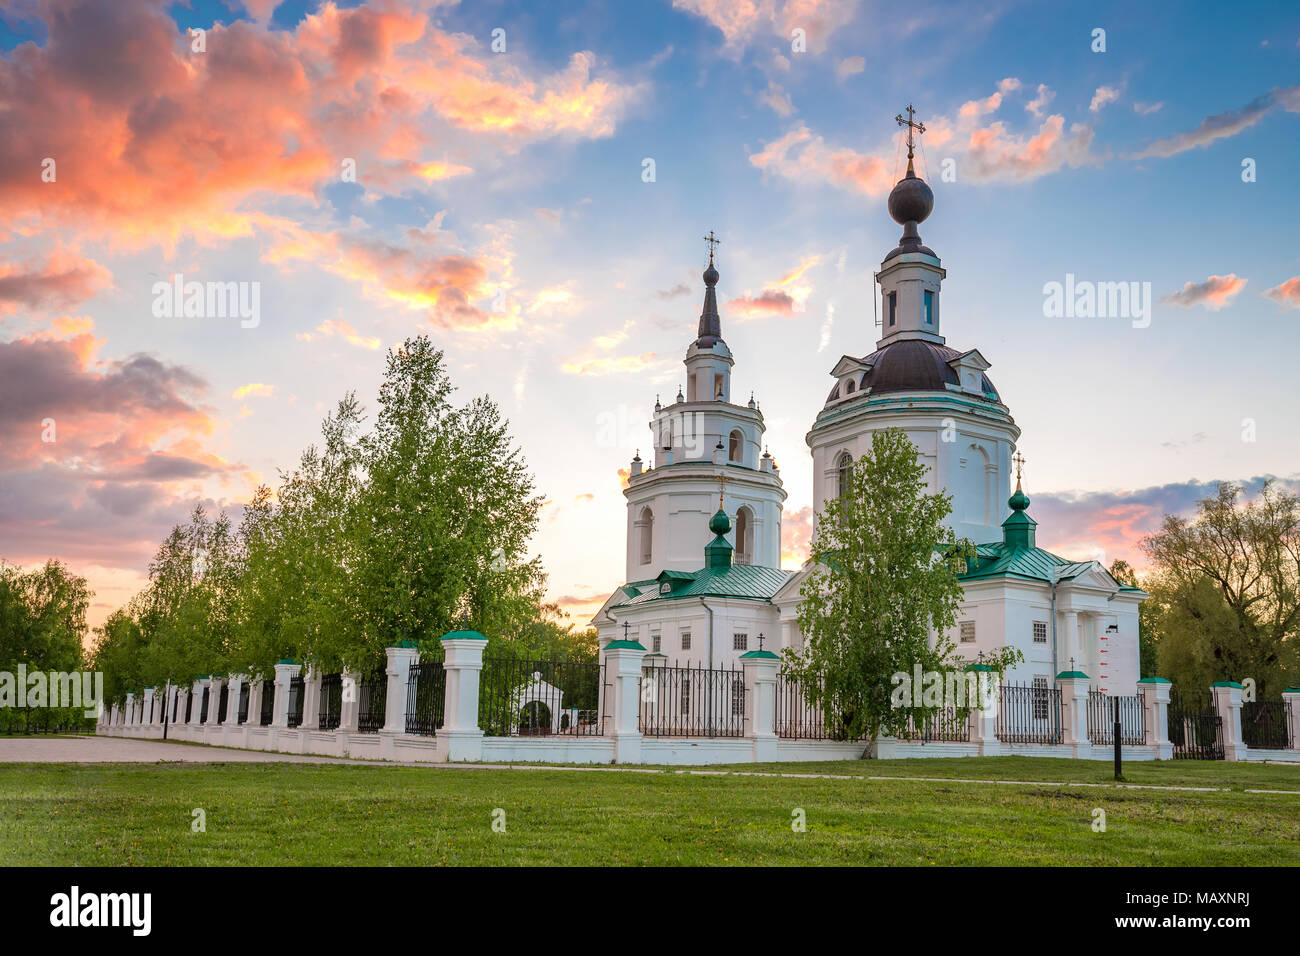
[94,724,1287,765]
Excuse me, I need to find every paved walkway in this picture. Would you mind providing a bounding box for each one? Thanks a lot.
[0,736,365,764]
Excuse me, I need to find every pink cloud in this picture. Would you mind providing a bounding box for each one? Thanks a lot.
[1160,274,1247,311]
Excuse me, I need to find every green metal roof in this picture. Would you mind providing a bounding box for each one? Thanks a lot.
[960,541,1073,583]
[610,563,795,608]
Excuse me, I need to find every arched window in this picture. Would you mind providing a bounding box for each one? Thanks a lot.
[845,379,856,394]
[836,452,853,499]
[728,429,743,463]
[639,507,654,564]
[735,506,753,565]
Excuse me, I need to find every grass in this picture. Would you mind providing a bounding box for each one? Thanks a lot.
[1,756,1297,866]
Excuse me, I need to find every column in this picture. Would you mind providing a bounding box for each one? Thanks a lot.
[125,692,136,728]
[1059,611,1080,676]
[1137,677,1173,759]
[967,664,1001,756]
[1055,670,1093,758]
[1283,688,1300,752]
[188,679,206,726]
[224,675,244,726]
[381,642,420,735]
[300,668,321,731]
[1211,681,1246,761]
[246,679,262,728]
[440,630,487,762]
[143,687,157,728]
[338,669,361,734]
[603,635,648,764]
[271,661,300,728]
[110,702,119,728]
[205,676,225,727]
[741,649,780,761]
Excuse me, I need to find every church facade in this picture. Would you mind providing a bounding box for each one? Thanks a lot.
[593,144,1146,697]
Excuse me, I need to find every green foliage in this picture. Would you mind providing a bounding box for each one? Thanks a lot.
[785,428,979,741]
[1140,480,1300,698]
[0,560,89,673]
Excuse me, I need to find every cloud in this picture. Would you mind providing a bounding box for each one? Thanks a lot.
[673,0,859,56]
[781,505,813,567]
[1263,276,1300,309]
[750,125,894,196]
[1134,85,1300,159]
[728,289,796,317]
[961,114,1100,182]
[1025,83,1055,117]
[0,249,112,314]
[657,282,691,300]
[232,383,275,399]
[835,56,864,81]
[1133,100,1163,115]
[1089,85,1121,113]
[758,80,795,117]
[296,317,383,350]
[1160,274,1246,311]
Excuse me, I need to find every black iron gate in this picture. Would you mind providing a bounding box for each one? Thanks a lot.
[1168,689,1224,760]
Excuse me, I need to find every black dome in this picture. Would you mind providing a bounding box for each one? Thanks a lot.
[888,172,933,226]
[826,339,998,403]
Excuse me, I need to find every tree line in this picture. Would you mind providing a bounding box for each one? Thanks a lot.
[89,336,593,706]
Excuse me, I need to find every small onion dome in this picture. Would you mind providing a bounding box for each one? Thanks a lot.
[709,508,731,535]
[676,385,684,403]
[654,395,661,412]
[703,262,719,286]
[1008,480,1030,512]
[632,449,641,462]
[888,166,934,226]
[747,392,756,409]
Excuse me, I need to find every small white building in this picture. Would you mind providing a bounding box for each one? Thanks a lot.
[593,154,1146,695]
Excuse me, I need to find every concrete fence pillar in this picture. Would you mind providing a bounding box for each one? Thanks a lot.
[224,675,244,726]
[338,669,361,734]
[603,637,648,764]
[440,631,487,762]
[381,643,420,735]
[1137,677,1173,759]
[246,679,263,727]
[1056,671,1093,758]
[1283,688,1300,751]
[205,676,225,727]
[110,702,119,727]
[741,650,780,761]
[188,680,206,726]
[967,665,1001,756]
[125,692,136,727]
[271,661,300,728]
[143,687,156,726]
[301,668,321,731]
[1211,681,1247,761]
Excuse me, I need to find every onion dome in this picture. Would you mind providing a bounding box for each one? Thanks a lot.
[693,259,724,348]
[709,508,731,536]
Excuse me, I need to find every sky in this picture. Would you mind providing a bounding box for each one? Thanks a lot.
[1,0,1298,635]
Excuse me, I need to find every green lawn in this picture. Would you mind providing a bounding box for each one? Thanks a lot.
[1,757,1297,865]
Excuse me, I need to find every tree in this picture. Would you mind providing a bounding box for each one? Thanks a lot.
[0,560,90,672]
[1141,480,1300,697]
[786,428,987,741]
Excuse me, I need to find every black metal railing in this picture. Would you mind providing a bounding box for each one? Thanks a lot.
[479,656,605,736]
[898,705,972,742]
[216,684,229,724]
[237,683,250,724]
[286,676,304,728]
[1242,699,1292,750]
[775,673,828,739]
[996,682,1062,744]
[639,660,744,738]
[318,673,343,730]
[259,681,275,726]
[1168,689,1224,760]
[405,661,446,736]
[357,673,387,733]
[1086,690,1145,746]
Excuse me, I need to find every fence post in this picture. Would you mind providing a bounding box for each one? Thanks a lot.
[125,692,136,730]
[338,669,361,734]
[1136,677,1172,759]
[271,660,300,728]
[1056,670,1092,758]
[142,687,156,729]
[300,668,321,732]
[245,679,262,728]
[966,664,1001,756]
[381,642,420,736]
[205,676,225,729]
[1210,681,1246,761]
[222,675,242,727]
[603,636,648,764]
[741,650,780,761]
[1283,688,1300,752]
[187,679,205,726]
[440,630,487,762]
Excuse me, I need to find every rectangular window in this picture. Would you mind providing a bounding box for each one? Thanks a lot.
[924,290,934,324]
[959,621,975,643]
[733,632,748,651]
[1033,675,1049,720]
[1033,621,1048,644]
[888,292,897,326]
[651,631,661,653]
[681,630,691,651]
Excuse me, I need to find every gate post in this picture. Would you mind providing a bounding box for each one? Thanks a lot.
[967,664,1001,756]
[205,676,225,733]
[142,687,156,730]
[124,692,136,730]
[246,679,262,731]
[603,636,648,764]
[270,660,300,728]
[1055,670,1093,758]
[1211,681,1246,761]
[338,669,361,734]
[381,642,420,736]
[188,678,206,727]
[741,649,780,761]
[440,630,487,762]
[223,675,243,728]
[1283,688,1300,752]
[1136,677,1172,759]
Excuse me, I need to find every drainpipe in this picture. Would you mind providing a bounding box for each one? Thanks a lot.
[1049,571,1059,686]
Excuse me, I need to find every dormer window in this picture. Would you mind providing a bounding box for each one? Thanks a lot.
[924,290,934,324]
[845,380,855,395]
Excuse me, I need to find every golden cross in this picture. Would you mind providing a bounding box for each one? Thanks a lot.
[716,471,731,510]
[895,104,926,159]
[1012,451,1026,480]
[703,230,721,265]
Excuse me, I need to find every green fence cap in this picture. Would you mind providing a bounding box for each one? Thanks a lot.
[1210,681,1243,689]
[604,639,645,651]
[739,649,780,660]
[441,630,487,641]
[1056,670,1090,680]
[1137,676,1171,683]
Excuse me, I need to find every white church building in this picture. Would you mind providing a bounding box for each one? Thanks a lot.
[593,139,1146,698]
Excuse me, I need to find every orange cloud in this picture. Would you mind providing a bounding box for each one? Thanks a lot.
[297,317,383,349]
[674,0,859,56]
[0,249,112,314]
[1263,276,1300,309]
[1160,274,1246,311]
[750,126,894,196]
[728,289,796,317]
[781,505,814,567]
